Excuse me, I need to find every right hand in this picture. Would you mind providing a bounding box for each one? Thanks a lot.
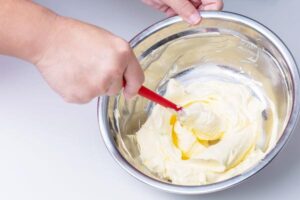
[34,16,144,104]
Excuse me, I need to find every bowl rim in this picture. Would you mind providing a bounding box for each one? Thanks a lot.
[97,11,300,194]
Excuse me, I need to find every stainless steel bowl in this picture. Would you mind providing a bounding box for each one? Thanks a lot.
[98,11,300,194]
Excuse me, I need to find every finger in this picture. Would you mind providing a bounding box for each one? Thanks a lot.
[165,7,177,17]
[88,69,112,96]
[142,0,163,10]
[200,0,223,10]
[163,0,201,24]
[190,0,202,8]
[106,77,122,96]
[158,5,170,12]
[123,51,144,99]
[141,0,155,6]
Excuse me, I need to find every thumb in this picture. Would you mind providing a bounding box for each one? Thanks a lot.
[164,0,201,24]
[123,51,144,99]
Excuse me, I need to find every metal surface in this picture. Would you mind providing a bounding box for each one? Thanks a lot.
[98,11,300,194]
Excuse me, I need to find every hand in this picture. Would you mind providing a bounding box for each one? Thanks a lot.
[35,16,144,104]
[142,0,223,24]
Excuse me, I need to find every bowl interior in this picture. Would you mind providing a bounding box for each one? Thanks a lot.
[104,13,294,186]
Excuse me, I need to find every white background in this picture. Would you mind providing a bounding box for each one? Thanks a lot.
[1,0,300,199]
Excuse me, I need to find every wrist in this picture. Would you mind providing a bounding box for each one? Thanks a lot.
[0,0,61,64]
[24,6,61,65]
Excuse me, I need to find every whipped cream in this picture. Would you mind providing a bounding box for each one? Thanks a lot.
[136,79,277,185]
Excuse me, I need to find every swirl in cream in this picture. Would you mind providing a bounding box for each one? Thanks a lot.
[136,79,277,185]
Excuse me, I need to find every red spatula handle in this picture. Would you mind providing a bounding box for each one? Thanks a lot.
[123,79,182,111]
[138,86,182,111]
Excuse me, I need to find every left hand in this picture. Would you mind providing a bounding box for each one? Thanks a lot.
[142,0,223,24]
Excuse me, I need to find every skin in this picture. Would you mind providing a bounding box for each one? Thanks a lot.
[143,0,223,24]
[0,0,223,104]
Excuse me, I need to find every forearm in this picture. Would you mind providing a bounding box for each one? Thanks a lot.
[0,0,58,63]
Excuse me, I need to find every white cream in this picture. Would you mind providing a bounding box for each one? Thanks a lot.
[136,79,277,185]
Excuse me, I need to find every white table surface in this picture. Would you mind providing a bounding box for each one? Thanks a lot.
[1,0,300,199]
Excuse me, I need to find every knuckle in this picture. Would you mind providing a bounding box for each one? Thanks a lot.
[63,96,76,104]
[88,75,109,94]
[80,97,92,104]
[90,81,107,96]
[115,39,130,56]
[77,95,93,104]
[63,90,92,104]
[62,91,77,104]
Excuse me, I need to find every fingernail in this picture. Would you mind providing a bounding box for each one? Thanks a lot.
[188,13,201,25]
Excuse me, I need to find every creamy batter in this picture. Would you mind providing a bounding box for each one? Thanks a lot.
[136,79,277,185]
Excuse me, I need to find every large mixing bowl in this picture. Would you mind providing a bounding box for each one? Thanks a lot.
[98,11,300,194]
